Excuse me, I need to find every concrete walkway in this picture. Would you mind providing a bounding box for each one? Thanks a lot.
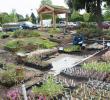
[48,54,85,75]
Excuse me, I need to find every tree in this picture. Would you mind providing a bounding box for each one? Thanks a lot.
[65,0,110,28]
[30,13,37,24]
[65,0,74,13]
[41,0,52,6]
[16,14,24,21]
[83,13,90,22]
[103,6,110,21]
[25,14,30,21]
[71,10,83,21]
[0,13,13,24]
[10,9,18,22]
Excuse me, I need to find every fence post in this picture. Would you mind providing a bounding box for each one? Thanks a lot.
[22,84,28,100]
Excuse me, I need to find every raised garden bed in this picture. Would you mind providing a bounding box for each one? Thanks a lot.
[60,67,107,81]
[60,48,110,82]
[32,76,64,99]
[24,61,52,70]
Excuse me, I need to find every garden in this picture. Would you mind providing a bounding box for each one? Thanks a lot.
[0,25,110,99]
[0,0,110,99]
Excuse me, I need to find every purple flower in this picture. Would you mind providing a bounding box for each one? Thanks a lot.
[7,89,20,100]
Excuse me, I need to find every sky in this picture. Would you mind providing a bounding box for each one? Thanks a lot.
[0,0,68,17]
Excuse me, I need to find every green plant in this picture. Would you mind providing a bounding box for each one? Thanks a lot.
[72,83,110,99]
[5,38,57,52]
[80,23,96,28]
[82,61,110,72]
[0,62,25,87]
[0,70,16,87]
[27,56,41,64]
[70,10,83,21]
[48,28,61,34]
[32,76,64,98]
[77,27,102,38]
[104,29,110,34]
[64,45,81,52]
[13,30,40,38]
[5,40,23,52]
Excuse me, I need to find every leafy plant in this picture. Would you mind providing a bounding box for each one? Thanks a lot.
[32,76,64,98]
[5,38,57,52]
[5,40,23,52]
[0,62,24,87]
[61,67,106,81]
[48,28,61,34]
[77,27,102,38]
[72,83,110,99]
[13,30,40,38]
[0,70,16,87]
[7,89,20,100]
[82,61,110,72]
[64,45,81,52]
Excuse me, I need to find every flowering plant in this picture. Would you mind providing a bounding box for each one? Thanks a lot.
[7,89,20,100]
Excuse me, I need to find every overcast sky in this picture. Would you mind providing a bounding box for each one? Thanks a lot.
[0,0,68,17]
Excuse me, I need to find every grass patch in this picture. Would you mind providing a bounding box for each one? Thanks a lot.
[5,37,57,52]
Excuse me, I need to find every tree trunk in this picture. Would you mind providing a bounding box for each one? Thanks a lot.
[96,0,102,29]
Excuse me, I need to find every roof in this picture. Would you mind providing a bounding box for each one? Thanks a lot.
[37,4,69,14]
[47,4,67,10]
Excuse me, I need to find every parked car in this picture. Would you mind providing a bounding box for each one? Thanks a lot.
[0,27,3,32]
[104,21,110,28]
[19,21,37,29]
[102,22,109,29]
[2,23,22,32]
[72,22,81,28]
[58,21,66,27]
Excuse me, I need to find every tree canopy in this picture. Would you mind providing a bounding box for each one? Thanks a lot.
[41,0,52,6]
[30,13,37,24]
[103,6,110,21]
[65,0,110,27]
[71,10,83,21]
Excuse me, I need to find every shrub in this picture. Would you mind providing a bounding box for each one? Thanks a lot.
[13,30,40,38]
[80,23,96,29]
[48,28,61,34]
[103,30,110,35]
[77,27,102,38]
[1,34,9,39]
[32,76,64,98]
[5,40,23,52]
[70,10,84,21]
[0,63,16,87]
[0,70,16,87]
[103,30,110,39]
